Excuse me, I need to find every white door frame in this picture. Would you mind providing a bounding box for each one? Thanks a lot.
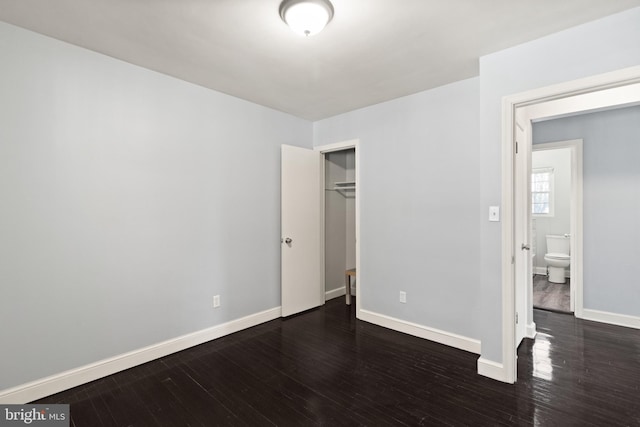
[500,66,640,384]
[531,139,583,315]
[315,139,361,316]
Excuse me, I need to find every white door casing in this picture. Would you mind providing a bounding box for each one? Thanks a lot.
[494,66,640,384]
[281,145,323,317]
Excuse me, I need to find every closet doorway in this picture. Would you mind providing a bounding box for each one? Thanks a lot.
[318,140,361,313]
[280,140,360,317]
[324,149,356,303]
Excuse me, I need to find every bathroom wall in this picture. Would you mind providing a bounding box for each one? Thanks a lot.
[531,148,572,274]
[0,22,312,391]
[533,105,640,318]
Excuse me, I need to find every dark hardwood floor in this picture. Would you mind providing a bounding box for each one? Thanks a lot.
[34,298,640,426]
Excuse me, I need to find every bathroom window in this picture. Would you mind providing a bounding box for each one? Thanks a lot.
[531,167,554,216]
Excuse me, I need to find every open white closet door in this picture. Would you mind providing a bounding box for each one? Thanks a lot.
[281,145,323,317]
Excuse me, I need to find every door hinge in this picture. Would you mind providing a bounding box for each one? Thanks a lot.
[516,312,519,324]
[515,141,519,154]
[511,256,515,265]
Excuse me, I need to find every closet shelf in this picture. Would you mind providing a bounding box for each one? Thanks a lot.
[326,181,356,192]
[330,181,356,191]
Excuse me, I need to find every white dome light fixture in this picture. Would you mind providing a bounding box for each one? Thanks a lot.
[279,0,334,37]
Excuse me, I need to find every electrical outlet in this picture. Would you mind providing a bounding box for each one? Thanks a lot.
[399,291,407,303]
[213,295,220,308]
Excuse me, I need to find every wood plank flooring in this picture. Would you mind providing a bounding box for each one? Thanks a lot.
[34,298,640,426]
[533,274,571,313]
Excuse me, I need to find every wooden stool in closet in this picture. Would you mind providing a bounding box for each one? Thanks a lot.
[345,268,356,305]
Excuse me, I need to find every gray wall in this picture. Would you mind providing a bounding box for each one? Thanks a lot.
[533,106,640,317]
[478,7,640,362]
[314,77,482,340]
[531,149,572,272]
[0,22,312,390]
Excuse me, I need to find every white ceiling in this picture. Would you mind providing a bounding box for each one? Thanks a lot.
[1,0,639,120]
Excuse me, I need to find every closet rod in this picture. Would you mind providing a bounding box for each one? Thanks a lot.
[326,186,356,191]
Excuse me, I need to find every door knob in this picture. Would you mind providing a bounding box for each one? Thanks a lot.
[284,237,293,244]
[521,243,530,251]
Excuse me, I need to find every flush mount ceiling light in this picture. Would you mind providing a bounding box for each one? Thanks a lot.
[279,0,334,37]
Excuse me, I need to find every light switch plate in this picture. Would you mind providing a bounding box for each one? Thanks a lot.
[489,206,500,222]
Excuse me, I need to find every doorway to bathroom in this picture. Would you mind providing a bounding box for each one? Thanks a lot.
[530,140,582,314]
[501,66,640,383]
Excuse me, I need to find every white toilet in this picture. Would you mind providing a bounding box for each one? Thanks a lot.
[544,234,570,284]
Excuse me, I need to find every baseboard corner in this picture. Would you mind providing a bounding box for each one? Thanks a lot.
[477,358,511,383]
[526,322,537,339]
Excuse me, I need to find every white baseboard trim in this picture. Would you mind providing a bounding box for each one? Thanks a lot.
[477,358,510,382]
[581,308,640,330]
[325,287,346,301]
[325,285,356,301]
[533,266,570,277]
[358,309,480,354]
[0,306,282,404]
[526,322,537,339]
